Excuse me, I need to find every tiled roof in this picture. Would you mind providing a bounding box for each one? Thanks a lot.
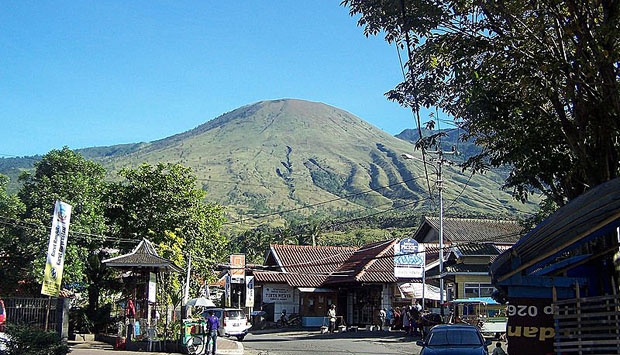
[328,239,397,284]
[421,217,523,244]
[270,244,356,275]
[453,243,500,257]
[103,238,182,273]
[253,271,327,287]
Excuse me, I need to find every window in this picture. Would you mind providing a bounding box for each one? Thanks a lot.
[464,283,495,298]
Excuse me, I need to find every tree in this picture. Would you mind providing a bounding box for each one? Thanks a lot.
[0,174,25,295]
[14,147,109,296]
[343,0,620,205]
[107,162,227,295]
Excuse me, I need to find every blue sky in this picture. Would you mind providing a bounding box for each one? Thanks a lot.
[1,1,428,157]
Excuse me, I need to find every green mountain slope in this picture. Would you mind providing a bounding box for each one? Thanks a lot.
[0,99,537,226]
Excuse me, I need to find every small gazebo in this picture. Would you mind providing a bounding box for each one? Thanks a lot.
[103,238,182,347]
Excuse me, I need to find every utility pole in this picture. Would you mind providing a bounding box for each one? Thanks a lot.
[403,148,456,320]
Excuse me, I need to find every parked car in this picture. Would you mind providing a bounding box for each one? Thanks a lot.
[416,324,492,355]
[203,308,251,341]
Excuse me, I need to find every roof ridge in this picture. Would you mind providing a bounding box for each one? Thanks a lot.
[427,216,518,224]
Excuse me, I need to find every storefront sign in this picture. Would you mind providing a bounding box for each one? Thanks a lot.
[506,297,555,355]
[230,254,245,284]
[263,286,293,302]
[245,276,255,307]
[394,238,425,278]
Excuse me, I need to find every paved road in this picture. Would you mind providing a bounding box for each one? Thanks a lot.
[243,329,421,355]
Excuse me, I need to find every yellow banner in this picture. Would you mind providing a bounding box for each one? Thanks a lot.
[41,201,72,296]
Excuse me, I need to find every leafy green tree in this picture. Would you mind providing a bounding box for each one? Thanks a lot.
[107,162,227,296]
[343,0,620,205]
[13,147,108,296]
[0,174,25,295]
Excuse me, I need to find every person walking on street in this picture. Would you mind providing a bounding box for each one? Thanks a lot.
[492,342,507,355]
[206,310,220,355]
[327,304,337,333]
[378,308,387,330]
[402,306,410,335]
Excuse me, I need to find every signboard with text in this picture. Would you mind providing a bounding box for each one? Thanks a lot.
[230,254,245,284]
[263,285,293,303]
[506,297,555,355]
[394,238,425,278]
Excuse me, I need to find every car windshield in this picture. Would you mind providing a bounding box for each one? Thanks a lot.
[226,310,245,319]
[427,329,482,346]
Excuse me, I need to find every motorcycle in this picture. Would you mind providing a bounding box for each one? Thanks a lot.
[276,311,301,327]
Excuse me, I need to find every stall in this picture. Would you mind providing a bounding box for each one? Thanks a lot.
[103,238,182,351]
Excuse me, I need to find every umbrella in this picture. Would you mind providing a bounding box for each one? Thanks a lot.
[186,297,216,308]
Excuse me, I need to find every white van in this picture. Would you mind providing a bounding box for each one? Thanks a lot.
[203,308,251,341]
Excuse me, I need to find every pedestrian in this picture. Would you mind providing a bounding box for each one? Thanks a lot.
[410,303,421,336]
[492,342,507,355]
[327,304,337,333]
[205,309,220,355]
[377,308,386,330]
[402,306,410,335]
[394,307,402,330]
[386,308,394,329]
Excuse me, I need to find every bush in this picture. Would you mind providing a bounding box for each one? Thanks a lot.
[0,324,69,355]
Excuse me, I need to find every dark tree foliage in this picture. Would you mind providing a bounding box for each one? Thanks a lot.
[12,147,108,296]
[343,0,620,206]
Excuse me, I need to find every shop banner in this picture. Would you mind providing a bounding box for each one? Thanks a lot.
[506,297,555,355]
[41,201,72,296]
[225,274,232,307]
[394,238,425,278]
[245,276,255,307]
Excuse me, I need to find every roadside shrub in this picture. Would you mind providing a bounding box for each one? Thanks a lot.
[0,324,69,355]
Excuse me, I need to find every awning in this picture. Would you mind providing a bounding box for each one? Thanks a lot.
[297,287,334,293]
[398,282,446,301]
[448,297,498,305]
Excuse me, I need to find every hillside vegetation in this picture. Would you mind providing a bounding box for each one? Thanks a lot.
[0,99,538,231]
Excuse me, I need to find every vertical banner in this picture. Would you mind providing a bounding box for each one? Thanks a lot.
[394,238,425,278]
[245,276,255,307]
[41,201,72,296]
[225,274,232,307]
[230,254,246,284]
[148,272,157,303]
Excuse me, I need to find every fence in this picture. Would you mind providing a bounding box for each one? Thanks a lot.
[3,297,59,332]
[554,293,620,354]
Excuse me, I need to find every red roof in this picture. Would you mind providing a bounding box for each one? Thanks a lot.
[268,244,355,275]
[259,240,441,287]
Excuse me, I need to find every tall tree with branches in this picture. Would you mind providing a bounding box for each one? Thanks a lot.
[343,0,620,206]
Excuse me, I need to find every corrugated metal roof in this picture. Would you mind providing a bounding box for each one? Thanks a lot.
[422,217,523,244]
[491,177,620,281]
[453,243,500,257]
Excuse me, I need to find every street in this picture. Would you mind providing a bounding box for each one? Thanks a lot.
[242,329,422,355]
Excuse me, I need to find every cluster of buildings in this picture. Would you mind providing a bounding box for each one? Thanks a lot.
[232,217,522,327]
[223,177,620,354]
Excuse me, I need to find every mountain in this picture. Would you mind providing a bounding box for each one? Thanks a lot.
[0,99,537,226]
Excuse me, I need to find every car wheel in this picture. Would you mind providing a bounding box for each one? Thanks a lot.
[236,335,245,341]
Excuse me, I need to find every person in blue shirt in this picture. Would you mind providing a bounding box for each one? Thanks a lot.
[205,310,220,355]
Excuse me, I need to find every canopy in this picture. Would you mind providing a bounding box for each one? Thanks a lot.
[398,282,446,301]
[186,297,216,308]
[448,297,498,305]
